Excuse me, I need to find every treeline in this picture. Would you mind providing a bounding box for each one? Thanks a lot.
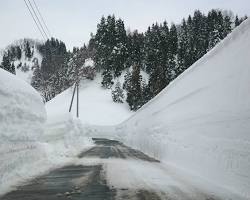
[31,38,95,101]
[0,40,34,74]
[92,10,247,110]
[0,9,247,107]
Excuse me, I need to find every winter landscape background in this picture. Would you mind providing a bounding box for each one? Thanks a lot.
[0,4,250,200]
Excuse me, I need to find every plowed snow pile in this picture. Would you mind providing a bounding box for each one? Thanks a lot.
[114,19,250,198]
[0,68,46,194]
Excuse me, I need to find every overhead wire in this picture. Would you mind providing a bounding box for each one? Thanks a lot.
[23,0,46,40]
[31,0,52,38]
[26,0,49,40]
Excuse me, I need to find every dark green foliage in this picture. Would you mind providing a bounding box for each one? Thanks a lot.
[16,46,22,60]
[112,82,124,103]
[25,41,32,59]
[93,15,128,78]
[32,38,69,101]
[0,52,15,74]
[126,65,143,111]
[91,11,245,111]
[101,69,113,88]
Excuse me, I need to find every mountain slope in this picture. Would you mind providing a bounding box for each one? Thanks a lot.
[46,74,133,126]
[113,18,250,198]
[0,39,43,83]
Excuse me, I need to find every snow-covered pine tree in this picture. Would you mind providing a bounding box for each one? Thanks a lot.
[101,69,113,88]
[25,41,32,59]
[126,65,143,111]
[168,23,178,81]
[112,81,124,103]
[0,52,15,74]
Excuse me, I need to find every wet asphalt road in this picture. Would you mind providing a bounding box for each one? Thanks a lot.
[0,138,162,200]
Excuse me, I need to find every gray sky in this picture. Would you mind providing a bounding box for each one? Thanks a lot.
[0,0,249,50]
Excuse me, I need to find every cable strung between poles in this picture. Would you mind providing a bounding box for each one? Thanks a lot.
[26,0,49,40]
[23,0,46,40]
[31,0,52,38]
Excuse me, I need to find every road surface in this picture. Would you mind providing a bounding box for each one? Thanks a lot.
[0,138,227,200]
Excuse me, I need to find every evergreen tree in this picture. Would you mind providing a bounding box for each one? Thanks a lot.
[112,81,124,103]
[123,69,132,90]
[207,10,224,50]
[10,62,16,74]
[222,15,232,38]
[126,65,143,111]
[234,15,240,27]
[101,69,113,88]
[16,46,22,60]
[25,41,32,59]
[0,52,15,74]
[177,19,189,73]
[168,23,178,81]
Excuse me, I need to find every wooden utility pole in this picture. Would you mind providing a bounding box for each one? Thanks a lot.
[69,55,80,118]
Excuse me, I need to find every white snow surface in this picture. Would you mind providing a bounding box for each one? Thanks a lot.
[0,68,46,194]
[0,68,93,196]
[46,74,133,126]
[97,19,250,198]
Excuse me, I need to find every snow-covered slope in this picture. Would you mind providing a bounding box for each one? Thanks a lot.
[46,74,133,126]
[111,19,250,198]
[0,68,46,194]
[1,39,43,84]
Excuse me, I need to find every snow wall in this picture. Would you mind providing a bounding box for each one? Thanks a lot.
[0,68,46,194]
[113,19,250,198]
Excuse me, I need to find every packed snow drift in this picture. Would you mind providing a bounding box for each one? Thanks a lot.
[0,68,93,196]
[100,19,250,198]
[0,68,46,194]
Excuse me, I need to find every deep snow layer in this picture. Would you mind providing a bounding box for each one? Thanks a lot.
[0,68,93,196]
[46,75,133,126]
[0,68,46,194]
[107,19,250,198]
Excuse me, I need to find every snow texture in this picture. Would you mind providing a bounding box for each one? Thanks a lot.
[0,68,46,195]
[106,19,250,198]
[46,74,133,126]
[0,68,93,196]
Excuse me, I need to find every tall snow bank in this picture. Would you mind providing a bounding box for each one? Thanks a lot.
[0,68,46,194]
[115,19,250,198]
[44,113,93,158]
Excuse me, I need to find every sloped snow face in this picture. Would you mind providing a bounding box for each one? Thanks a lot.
[115,19,250,198]
[46,75,133,126]
[0,68,46,194]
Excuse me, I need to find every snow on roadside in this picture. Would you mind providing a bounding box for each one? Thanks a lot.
[109,18,250,199]
[0,68,93,196]
[0,68,46,195]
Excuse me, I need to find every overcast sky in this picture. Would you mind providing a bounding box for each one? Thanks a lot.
[0,0,249,50]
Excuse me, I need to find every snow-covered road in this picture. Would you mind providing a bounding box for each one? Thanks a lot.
[1,138,244,200]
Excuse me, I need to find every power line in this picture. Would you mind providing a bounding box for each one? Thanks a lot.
[23,0,46,40]
[31,0,52,38]
[26,0,49,40]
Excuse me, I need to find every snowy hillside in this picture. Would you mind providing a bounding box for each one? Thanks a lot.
[104,18,250,198]
[46,74,133,126]
[1,39,43,83]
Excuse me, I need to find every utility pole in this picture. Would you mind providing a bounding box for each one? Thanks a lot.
[69,56,80,118]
